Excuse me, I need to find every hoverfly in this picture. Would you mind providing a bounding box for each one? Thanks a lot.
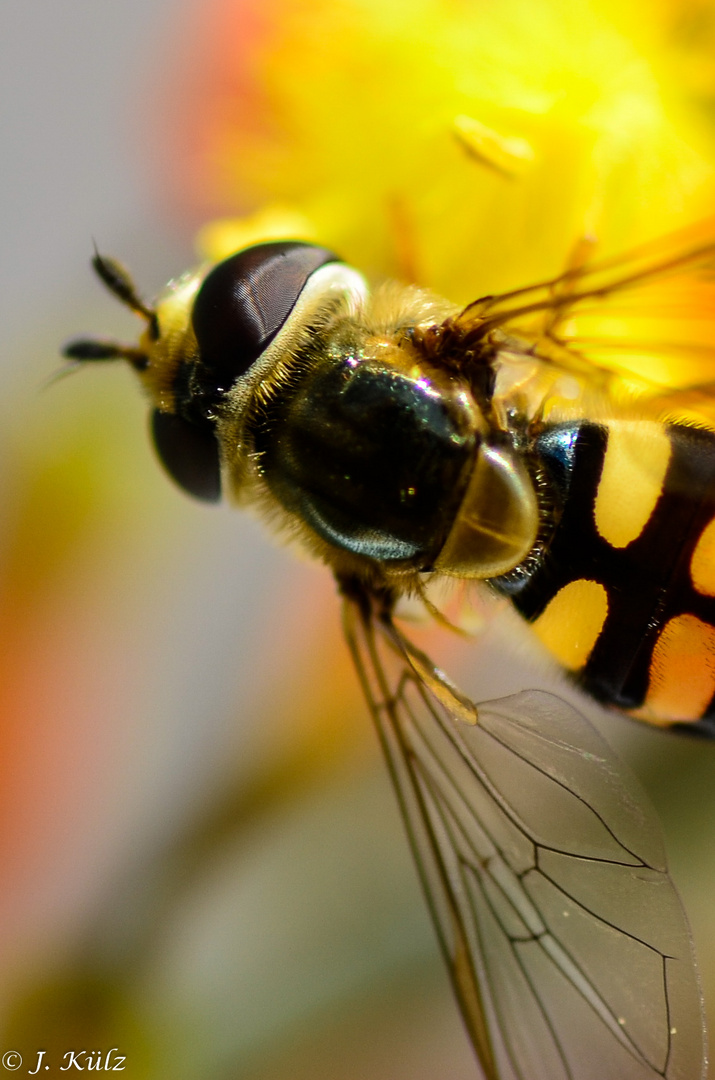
[64,223,715,1080]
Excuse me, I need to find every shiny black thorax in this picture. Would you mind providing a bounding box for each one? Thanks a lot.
[253,342,479,567]
[146,241,481,556]
[496,421,715,721]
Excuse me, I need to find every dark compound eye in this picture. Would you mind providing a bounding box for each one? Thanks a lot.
[151,409,222,502]
[191,241,338,391]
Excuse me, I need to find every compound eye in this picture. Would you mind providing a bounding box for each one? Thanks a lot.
[151,410,222,502]
[192,241,338,391]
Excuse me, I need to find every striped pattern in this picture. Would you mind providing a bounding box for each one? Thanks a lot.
[495,421,715,726]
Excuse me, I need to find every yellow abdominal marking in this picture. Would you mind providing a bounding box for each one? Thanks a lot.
[594,422,671,549]
[690,517,715,596]
[532,579,608,671]
[645,613,715,720]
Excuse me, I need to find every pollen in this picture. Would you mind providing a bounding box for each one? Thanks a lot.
[452,115,535,179]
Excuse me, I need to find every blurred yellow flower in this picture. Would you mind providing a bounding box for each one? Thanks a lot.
[6,3,715,1079]
[156,0,715,303]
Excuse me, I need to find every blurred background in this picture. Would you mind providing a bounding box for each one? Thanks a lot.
[2,0,715,1077]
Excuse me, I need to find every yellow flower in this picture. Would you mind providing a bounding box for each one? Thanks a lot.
[156,0,715,303]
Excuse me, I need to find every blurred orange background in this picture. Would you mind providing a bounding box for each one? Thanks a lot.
[2,1,715,1077]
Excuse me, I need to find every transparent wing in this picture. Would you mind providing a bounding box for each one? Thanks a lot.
[342,592,706,1080]
[455,219,715,418]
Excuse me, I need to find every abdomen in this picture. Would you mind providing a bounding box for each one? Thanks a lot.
[494,419,715,729]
